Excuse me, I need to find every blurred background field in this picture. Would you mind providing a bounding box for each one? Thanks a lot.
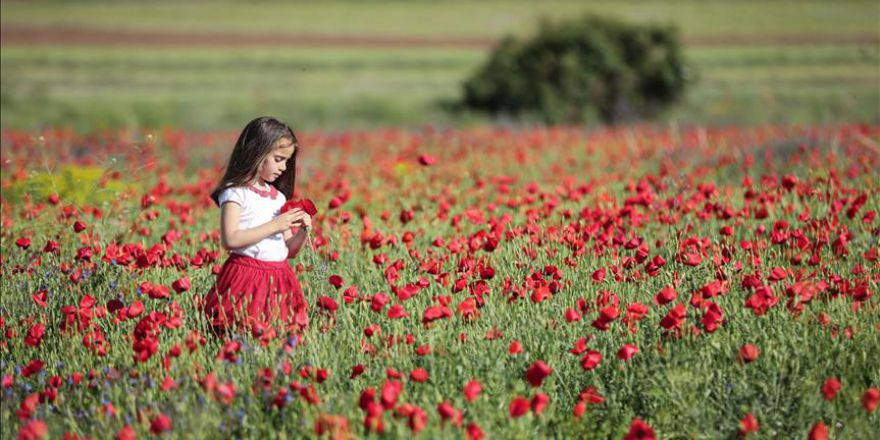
[1,0,878,131]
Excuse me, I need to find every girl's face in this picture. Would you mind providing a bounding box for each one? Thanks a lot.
[256,137,296,184]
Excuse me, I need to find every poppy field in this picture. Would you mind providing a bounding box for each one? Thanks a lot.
[1,124,879,439]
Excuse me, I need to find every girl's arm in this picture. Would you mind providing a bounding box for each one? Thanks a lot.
[284,227,309,258]
[220,202,297,250]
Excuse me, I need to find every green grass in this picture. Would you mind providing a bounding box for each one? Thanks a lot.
[3,43,878,130]
[2,0,878,38]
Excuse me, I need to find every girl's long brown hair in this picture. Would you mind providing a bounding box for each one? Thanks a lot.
[210,116,299,206]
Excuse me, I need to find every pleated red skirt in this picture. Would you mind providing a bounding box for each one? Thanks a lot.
[202,253,308,335]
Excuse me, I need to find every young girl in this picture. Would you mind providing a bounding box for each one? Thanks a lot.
[203,116,312,336]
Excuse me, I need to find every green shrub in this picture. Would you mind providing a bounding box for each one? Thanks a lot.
[462,15,689,124]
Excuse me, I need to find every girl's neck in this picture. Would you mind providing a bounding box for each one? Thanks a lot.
[251,179,270,190]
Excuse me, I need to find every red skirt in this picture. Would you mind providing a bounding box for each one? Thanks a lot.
[202,253,308,335]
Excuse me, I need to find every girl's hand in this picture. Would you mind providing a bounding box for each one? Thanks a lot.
[273,211,300,233]
[288,208,312,231]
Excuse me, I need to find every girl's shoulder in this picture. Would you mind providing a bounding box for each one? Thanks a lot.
[217,185,250,207]
[218,185,283,207]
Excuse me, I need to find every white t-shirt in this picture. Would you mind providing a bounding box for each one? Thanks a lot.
[218,185,288,262]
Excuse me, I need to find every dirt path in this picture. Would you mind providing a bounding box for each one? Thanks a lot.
[2,24,878,48]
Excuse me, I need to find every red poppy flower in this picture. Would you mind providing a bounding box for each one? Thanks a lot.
[16,237,30,249]
[370,293,390,312]
[118,426,136,440]
[807,421,827,440]
[31,289,48,308]
[24,324,45,348]
[578,386,605,404]
[42,240,59,254]
[318,296,339,313]
[418,154,437,166]
[739,413,759,436]
[508,340,522,355]
[328,275,344,289]
[509,396,530,418]
[421,306,452,325]
[739,344,760,364]
[387,304,408,319]
[821,377,841,401]
[437,401,462,426]
[73,220,87,233]
[380,381,402,409]
[22,359,44,378]
[530,393,549,415]
[466,422,484,440]
[654,286,677,305]
[126,301,144,319]
[580,351,602,371]
[659,304,687,330]
[350,364,366,380]
[409,368,428,383]
[281,198,318,216]
[570,337,589,356]
[617,344,639,361]
[405,405,427,433]
[564,307,582,322]
[18,419,47,440]
[358,387,376,411]
[863,387,879,412]
[525,361,553,387]
[623,417,656,440]
[171,276,191,293]
[150,413,173,434]
[464,380,482,402]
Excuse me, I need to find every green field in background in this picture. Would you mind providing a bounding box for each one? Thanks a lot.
[3,0,878,37]
[1,0,878,130]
